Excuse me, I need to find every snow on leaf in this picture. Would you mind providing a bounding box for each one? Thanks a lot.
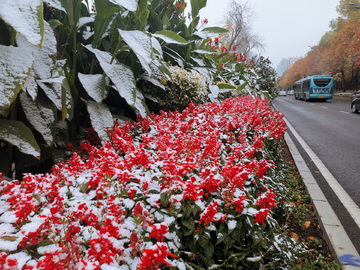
[37,76,73,120]
[0,119,40,158]
[77,17,95,29]
[118,29,153,76]
[208,84,219,98]
[133,89,151,117]
[23,69,38,101]
[78,73,107,103]
[151,36,163,57]
[43,0,66,13]
[85,100,113,144]
[0,0,44,47]
[84,44,137,106]
[153,30,187,45]
[0,44,34,111]
[108,0,137,12]
[193,27,228,39]
[19,91,56,146]
[16,21,57,80]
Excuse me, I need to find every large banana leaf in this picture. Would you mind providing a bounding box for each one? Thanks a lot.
[37,76,73,121]
[19,91,57,146]
[85,99,113,144]
[0,44,34,111]
[0,0,44,47]
[84,44,137,107]
[153,30,188,45]
[118,29,153,76]
[0,119,41,158]
[78,73,107,103]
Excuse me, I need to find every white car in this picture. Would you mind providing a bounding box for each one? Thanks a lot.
[288,90,294,95]
[278,90,287,96]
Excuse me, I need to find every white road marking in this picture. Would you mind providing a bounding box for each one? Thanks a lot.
[340,111,350,114]
[285,119,360,229]
[322,106,328,108]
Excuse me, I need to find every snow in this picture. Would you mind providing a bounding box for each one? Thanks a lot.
[37,244,61,255]
[109,0,137,12]
[85,45,137,107]
[85,99,114,144]
[7,252,31,269]
[0,44,34,110]
[0,223,16,234]
[19,91,56,146]
[78,73,106,103]
[118,29,153,77]
[0,0,43,47]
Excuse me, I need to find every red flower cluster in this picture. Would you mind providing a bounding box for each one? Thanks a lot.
[0,96,287,269]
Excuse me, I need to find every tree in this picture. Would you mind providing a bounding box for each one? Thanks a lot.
[220,0,264,55]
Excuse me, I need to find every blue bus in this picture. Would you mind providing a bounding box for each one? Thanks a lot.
[294,75,334,101]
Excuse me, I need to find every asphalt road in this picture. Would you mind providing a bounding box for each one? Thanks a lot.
[274,95,360,252]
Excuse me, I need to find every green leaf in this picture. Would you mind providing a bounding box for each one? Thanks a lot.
[0,119,40,158]
[215,232,227,245]
[153,30,187,45]
[160,192,169,207]
[198,232,209,249]
[80,183,89,193]
[0,44,34,111]
[183,200,192,218]
[137,0,149,30]
[37,240,54,248]
[237,81,248,92]
[84,44,137,107]
[182,218,195,231]
[204,242,214,261]
[48,19,62,30]
[0,0,44,47]
[231,228,241,241]
[32,194,41,204]
[202,26,228,35]
[19,91,57,146]
[85,99,113,144]
[218,84,236,90]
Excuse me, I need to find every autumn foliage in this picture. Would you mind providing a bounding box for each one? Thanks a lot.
[279,19,360,90]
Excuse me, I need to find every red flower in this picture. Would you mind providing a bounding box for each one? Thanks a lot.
[203,19,208,24]
[232,46,236,51]
[175,2,182,9]
[255,189,279,209]
[199,201,220,227]
[138,243,177,270]
[254,208,270,226]
[219,63,224,69]
[149,222,169,242]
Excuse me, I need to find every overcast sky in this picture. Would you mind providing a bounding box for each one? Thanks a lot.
[197,0,340,68]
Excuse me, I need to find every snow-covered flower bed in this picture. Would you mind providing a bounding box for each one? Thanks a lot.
[0,96,301,269]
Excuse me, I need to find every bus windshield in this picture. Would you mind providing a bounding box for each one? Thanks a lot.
[313,79,331,87]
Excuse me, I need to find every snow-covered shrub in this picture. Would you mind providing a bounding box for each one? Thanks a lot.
[0,96,302,269]
[145,65,208,112]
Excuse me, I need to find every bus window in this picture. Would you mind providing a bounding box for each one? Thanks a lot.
[314,79,331,87]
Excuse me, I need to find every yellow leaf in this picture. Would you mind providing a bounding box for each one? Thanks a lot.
[291,232,299,241]
[305,221,311,229]
[307,236,315,240]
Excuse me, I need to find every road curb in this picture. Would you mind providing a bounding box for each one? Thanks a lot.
[284,131,360,269]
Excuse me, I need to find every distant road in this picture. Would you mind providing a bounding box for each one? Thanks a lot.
[274,95,360,253]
